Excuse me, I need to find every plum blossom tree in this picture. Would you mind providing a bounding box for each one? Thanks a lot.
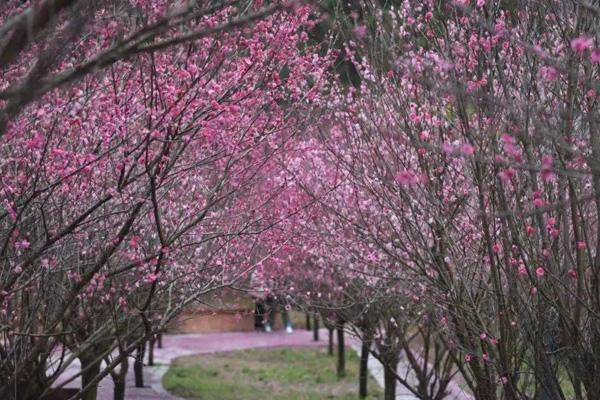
[298,0,600,399]
[7,1,600,400]
[0,1,334,399]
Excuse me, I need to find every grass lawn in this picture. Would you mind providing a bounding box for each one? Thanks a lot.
[163,347,383,399]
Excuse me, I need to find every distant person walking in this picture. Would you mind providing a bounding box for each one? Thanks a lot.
[253,296,266,332]
[249,271,293,333]
[264,291,293,333]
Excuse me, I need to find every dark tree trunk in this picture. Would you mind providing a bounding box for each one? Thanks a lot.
[472,378,498,400]
[40,388,79,400]
[112,356,129,400]
[383,358,398,400]
[113,379,126,400]
[157,333,163,349]
[80,355,102,400]
[134,343,145,388]
[328,328,334,356]
[337,323,346,378]
[20,381,48,400]
[306,313,311,330]
[148,337,155,366]
[313,315,319,341]
[359,339,370,398]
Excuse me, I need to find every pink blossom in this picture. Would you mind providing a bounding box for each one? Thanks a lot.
[3,200,17,222]
[535,267,545,277]
[541,166,555,182]
[539,66,558,82]
[409,112,421,123]
[480,37,492,52]
[526,226,535,236]
[442,142,454,154]
[25,134,45,150]
[501,134,515,144]
[568,269,577,279]
[543,248,550,258]
[501,135,522,158]
[143,273,158,284]
[130,235,142,248]
[395,170,418,185]
[67,271,81,282]
[479,332,487,340]
[468,34,479,52]
[460,143,475,156]
[531,287,538,295]
[15,240,30,249]
[354,25,367,39]
[498,168,515,182]
[577,241,587,250]
[571,36,594,53]
[591,48,600,63]
[541,154,554,182]
[492,243,502,254]
[533,198,544,208]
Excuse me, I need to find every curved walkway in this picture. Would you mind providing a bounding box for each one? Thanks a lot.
[56,329,472,399]
[144,330,327,400]
[57,330,324,400]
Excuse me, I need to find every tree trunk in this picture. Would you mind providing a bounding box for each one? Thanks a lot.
[383,358,398,400]
[80,355,102,400]
[157,333,163,349]
[17,381,46,400]
[148,337,155,366]
[534,342,560,400]
[112,356,129,400]
[337,323,346,378]
[313,315,319,341]
[306,313,311,330]
[328,328,334,356]
[472,378,498,400]
[113,379,126,400]
[359,339,370,398]
[134,343,145,388]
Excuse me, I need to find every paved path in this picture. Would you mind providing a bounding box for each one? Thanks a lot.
[54,330,324,400]
[348,342,472,400]
[54,329,472,399]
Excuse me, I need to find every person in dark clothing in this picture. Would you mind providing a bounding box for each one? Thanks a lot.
[253,296,266,331]
[264,292,293,333]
